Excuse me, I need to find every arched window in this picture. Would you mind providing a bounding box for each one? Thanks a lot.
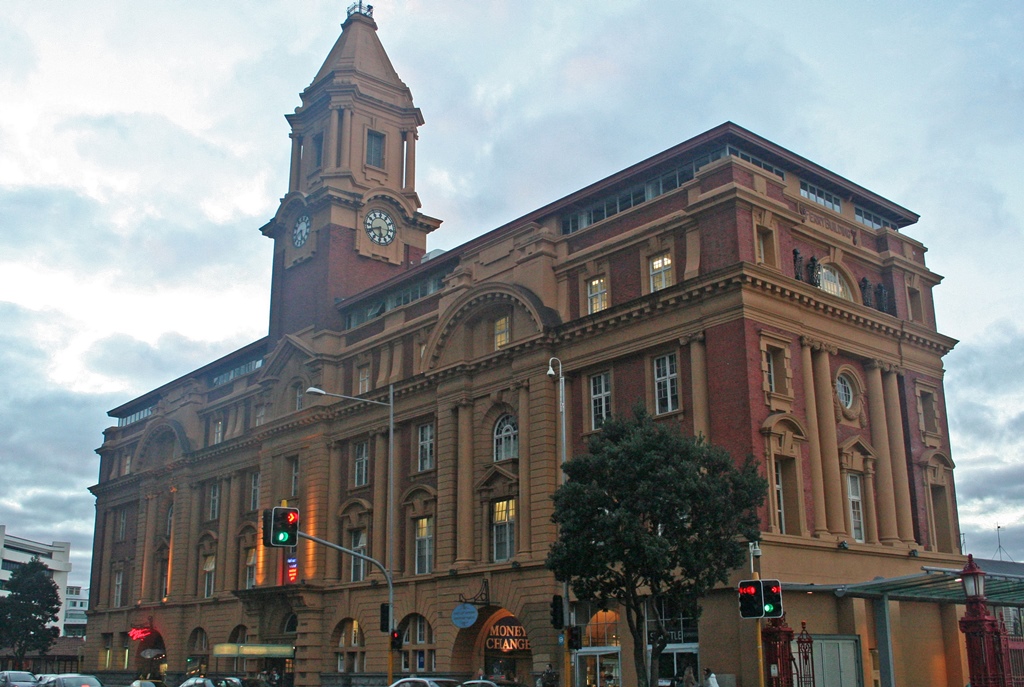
[819,265,853,300]
[283,613,298,634]
[493,415,519,461]
[334,619,365,673]
[398,614,436,673]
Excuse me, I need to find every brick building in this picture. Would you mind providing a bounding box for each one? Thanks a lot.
[84,5,970,687]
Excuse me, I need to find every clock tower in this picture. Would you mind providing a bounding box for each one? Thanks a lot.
[262,4,441,343]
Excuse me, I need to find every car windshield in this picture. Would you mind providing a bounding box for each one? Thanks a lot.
[62,679,102,687]
[8,674,36,683]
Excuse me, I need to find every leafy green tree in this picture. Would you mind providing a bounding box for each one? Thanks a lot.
[546,407,767,687]
[0,557,61,665]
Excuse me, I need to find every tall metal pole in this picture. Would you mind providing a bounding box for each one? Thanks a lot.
[549,358,572,687]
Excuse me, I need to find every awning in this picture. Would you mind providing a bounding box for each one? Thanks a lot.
[785,563,1024,607]
[212,644,295,658]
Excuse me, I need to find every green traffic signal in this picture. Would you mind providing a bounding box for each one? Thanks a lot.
[262,507,300,547]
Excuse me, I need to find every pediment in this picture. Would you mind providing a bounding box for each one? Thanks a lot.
[259,334,317,381]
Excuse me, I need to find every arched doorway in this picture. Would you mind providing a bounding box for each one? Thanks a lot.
[451,607,535,684]
[133,629,167,679]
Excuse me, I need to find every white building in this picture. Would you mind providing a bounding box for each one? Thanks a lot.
[0,525,73,631]
[64,585,89,637]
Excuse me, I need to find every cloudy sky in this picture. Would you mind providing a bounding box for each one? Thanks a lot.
[1,1,1022,587]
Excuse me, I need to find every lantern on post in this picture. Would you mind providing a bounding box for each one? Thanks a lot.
[958,554,1011,687]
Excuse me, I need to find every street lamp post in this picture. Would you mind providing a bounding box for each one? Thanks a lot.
[958,554,1011,687]
[546,358,572,687]
[306,384,395,682]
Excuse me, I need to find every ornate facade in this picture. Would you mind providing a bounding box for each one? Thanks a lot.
[85,6,969,687]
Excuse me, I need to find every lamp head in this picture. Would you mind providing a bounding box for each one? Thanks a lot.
[305,386,326,396]
[547,365,556,379]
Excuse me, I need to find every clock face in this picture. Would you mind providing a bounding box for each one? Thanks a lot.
[364,209,396,246]
[292,215,311,248]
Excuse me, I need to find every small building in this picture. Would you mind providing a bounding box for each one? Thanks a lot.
[0,525,72,633]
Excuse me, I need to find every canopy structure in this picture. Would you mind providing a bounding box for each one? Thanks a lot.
[786,561,1024,608]
[212,644,295,658]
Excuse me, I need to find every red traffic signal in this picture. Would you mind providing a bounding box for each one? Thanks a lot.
[738,579,765,618]
[567,625,583,650]
[262,507,300,547]
[390,628,403,650]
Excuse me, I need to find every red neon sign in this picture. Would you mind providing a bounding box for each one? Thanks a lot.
[286,556,299,583]
[128,627,153,641]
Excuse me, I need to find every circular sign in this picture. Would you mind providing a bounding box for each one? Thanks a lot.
[451,603,479,628]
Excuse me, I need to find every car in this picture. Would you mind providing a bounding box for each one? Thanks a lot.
[387,679,461,687]
[177,679,243,687]
[0,672,39,687]
[459,681,531,687]
[130,680,167,687]
[35,676,104,687]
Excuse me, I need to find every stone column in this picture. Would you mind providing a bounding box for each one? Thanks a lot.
[403,130,417,191]
[215,478,231,593]
[688,333,710,440]
[372,430,388,568]
[811,344,845,535]
[517,382,532,555]
[340,108,352,171]
[883,370,916,543]
[185,482,202,597]
[165,487,177,597]
[139,493,158,601]
[456,399,475,564]
[866,362,900,544]
[863,459,879,545]
[326,442,342,579]
[98,509,115,607]
[289,134,302,192]
[326,107,340,171]
[801,340,829,537]
[225,474,243,590]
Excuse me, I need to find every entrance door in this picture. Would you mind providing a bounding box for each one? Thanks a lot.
[577,650,621,687]
[793,635,862,687]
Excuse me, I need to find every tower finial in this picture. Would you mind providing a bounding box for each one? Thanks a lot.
[347,1,373,18]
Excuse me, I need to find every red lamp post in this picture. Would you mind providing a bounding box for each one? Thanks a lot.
[958,554,1011,687]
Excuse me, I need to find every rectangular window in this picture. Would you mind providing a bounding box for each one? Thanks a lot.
[250,472,260,511]
[294,385,304,411]
[492,499,516,562]
[855,206,897,230]
[775,462,787,535]
[354,441,369,487]
[757,227,777,267]
[908,286,923,323]
[208,482,220,520]
[765,346,787,394]
[203,554,216,598]
[418,423,435,471]
[920,390,939,434]
[290,457,300,496]
[358,365,371,394]
[366,130,385,168]
[800,180,842,213]
[255,404,266,427]
[590,372,612,430]
[117,509,127,541]
[415,516,433,574]
[848,474,864,543]
[113,570,123,607]
[587,277,608,313]
[494,315,510,349]
[213,418,223,444]
[649,252,674,292]
[350,529,366,582]
[313,133,324,169]
[245,549,257,590]
[654,354,679,414]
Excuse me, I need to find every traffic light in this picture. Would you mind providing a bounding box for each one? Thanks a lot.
[550,595,564,629]
[380,603,391,633]
[262,507,299,547]
[738,579,765,619]
[390,628,403,650]
[567,625,583,650]
[762,579,784,618]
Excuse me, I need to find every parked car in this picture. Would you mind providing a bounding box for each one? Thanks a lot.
[387,679,460,687]
[177,678,243,687]
[459,680,531,687]
[35,675,103,687]
[129,679,166,687]
[0,672,39,687]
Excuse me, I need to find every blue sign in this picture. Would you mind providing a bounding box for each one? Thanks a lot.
[451,603,479,628]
